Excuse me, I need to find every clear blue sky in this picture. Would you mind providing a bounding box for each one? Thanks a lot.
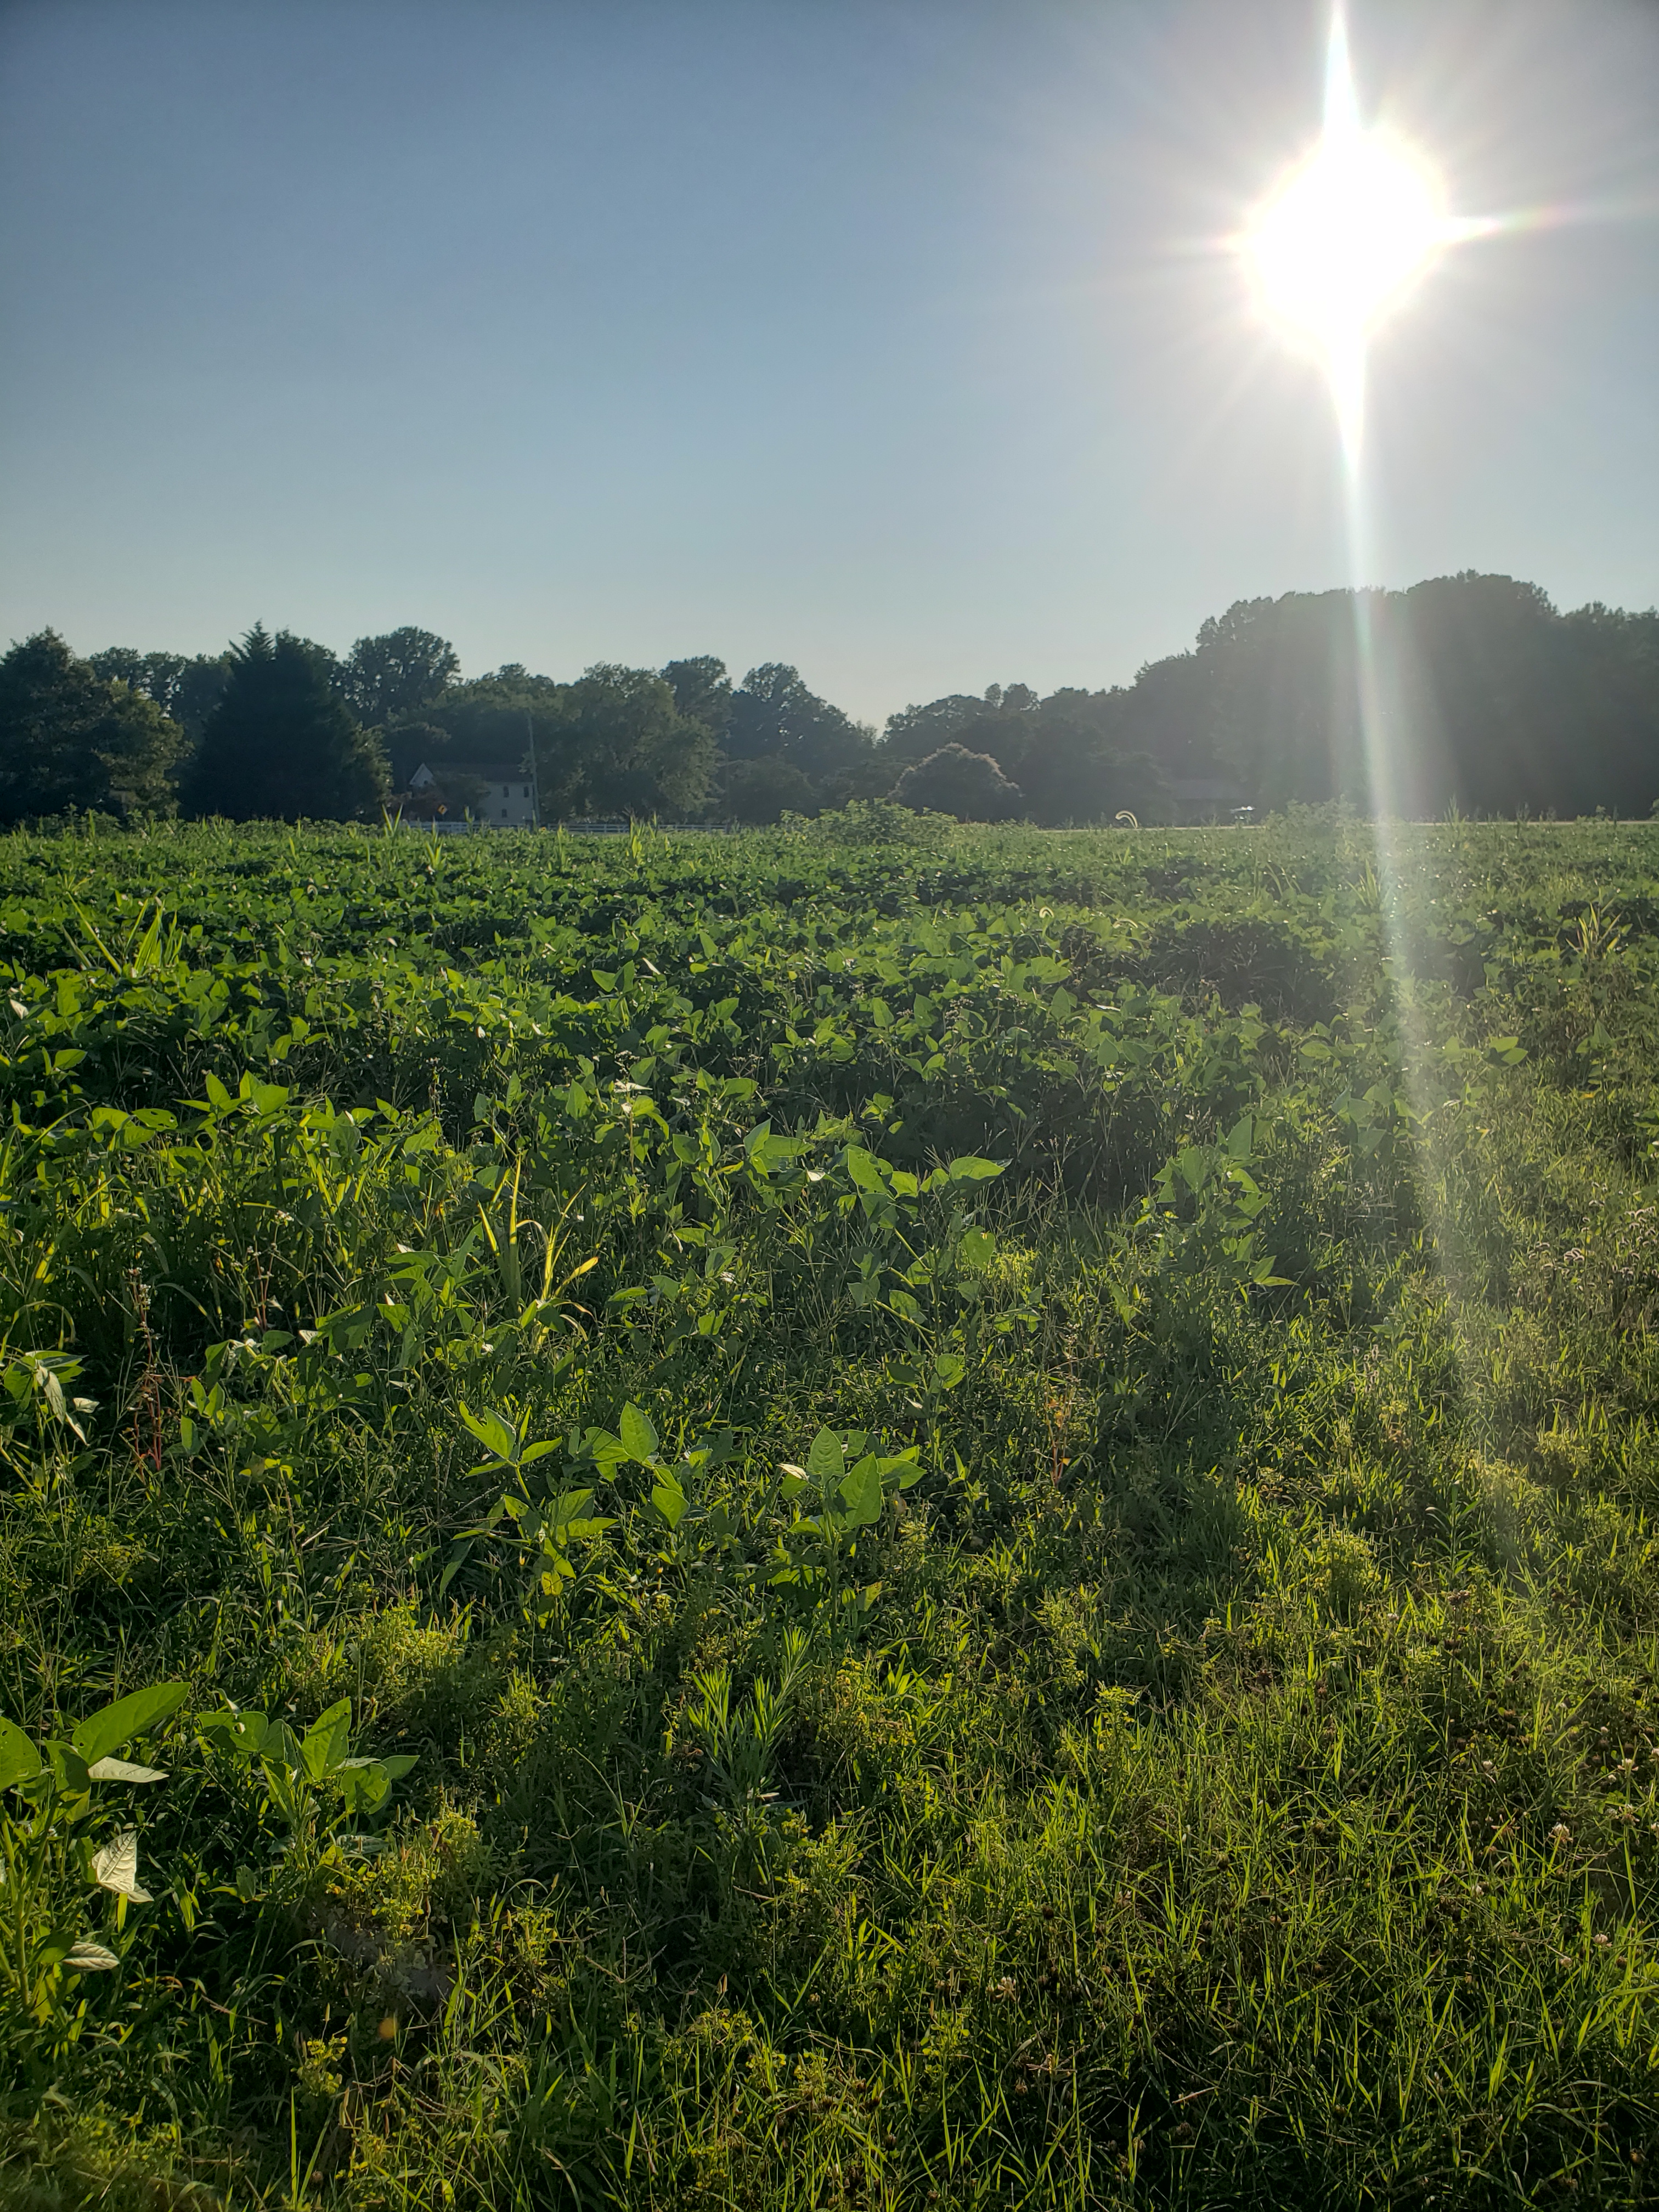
[2,0,1655,727]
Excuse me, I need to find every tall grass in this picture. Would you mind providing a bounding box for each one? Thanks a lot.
[2,813,1659,2205]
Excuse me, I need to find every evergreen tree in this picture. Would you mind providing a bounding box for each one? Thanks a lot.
[188,627,388,820]
[0,630,183,822]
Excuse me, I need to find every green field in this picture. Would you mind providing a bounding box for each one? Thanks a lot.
[5,808,1659,2207]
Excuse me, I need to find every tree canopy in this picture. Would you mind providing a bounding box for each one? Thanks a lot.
[87,647,229,744]
[338,627,460,726]
[893,744,1023,822]
[1099,574,1659,818]
[662,656,733,738]
[0,630,183,822]
[537,664,716,820]
[32,568,1659,828]
[188,626,388,821]
[726,664,874,786]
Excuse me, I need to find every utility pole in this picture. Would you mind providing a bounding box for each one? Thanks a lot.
[527,709,543,830]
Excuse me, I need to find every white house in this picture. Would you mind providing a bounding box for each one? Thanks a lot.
[409,761,537,827]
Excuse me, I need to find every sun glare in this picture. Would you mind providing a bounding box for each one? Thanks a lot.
[1242,8,1455,459]
[1248,132,1443,358]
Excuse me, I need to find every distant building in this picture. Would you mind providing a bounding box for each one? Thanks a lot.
[408,761,537,827]
[1166,776,1246,822]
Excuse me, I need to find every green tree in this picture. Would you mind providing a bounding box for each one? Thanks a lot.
[880,682,1153,824]
[891,744,1022,822]
[0,630,183,822]
[1101,572,1659,819]
[883,684,1037,770]
[726,664,873,787]
[188,627,388,821]
[662,656,732,737]
[338,628,459,725]
[88,648,230,743]
[538,665,715,820]
[721,755,817,823]
[417,664,557,781]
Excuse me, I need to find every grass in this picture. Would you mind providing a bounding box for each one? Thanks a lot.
[2,806,1659,2205]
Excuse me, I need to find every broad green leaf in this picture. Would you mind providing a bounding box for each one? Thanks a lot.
[460,1403,518,1463]
[1226,1114,1254,1161]
[262,1721,305,1777]
[301,1699,353,1781]
[93,1829,152,1903]
[379,1753,419,1782]
[651,1480,689,1529]
[932,1352,967,1390]
[71,1682,187,1767]
[0,1716,40,1791]
[552,1515,614,1544]
[619,1402,659,1463]
[957,1228,996,1272]
[805,1427,844,1491]
[546,1487,596,1534]
[86,1757,166,1785]
[204,1071,234,1113]
[754,1133,807,1173]
[585,1426,631,1474]
[840,1457,884,1527]
[335,1759,391,1815]
[199,1708,269,1760]
[43,1740,93,1796]
[947,1156,1005,1181]
[35,1925,80,1967]
[843,1147,884,1192]
[64,1940,119,1973]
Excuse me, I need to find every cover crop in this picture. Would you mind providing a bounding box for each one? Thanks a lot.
[4,808,1659,2207]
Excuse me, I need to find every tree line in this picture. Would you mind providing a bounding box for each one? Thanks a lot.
[2,571,1656,827]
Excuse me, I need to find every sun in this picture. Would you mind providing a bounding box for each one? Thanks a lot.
[1246,129,1445,360]
[1241,9,1455,456]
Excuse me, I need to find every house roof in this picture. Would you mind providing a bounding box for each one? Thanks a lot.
[409,761,532,786]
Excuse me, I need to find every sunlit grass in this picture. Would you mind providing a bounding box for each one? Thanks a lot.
[1,812,1658,2203]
